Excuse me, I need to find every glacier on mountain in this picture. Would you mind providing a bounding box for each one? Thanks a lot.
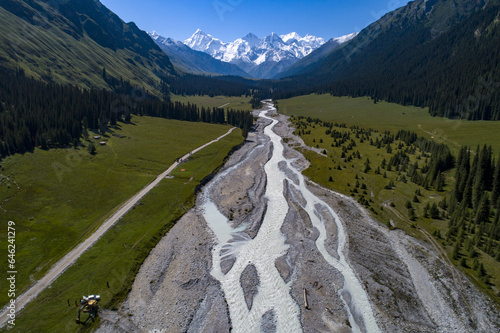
[182,29,355,79]
[183,30,329,78]
[149,31,250,77]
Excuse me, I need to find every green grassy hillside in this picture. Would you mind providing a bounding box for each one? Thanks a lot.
[0,0,175,95]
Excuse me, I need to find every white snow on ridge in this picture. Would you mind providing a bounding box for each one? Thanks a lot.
[254,52,267,66]
[183,29,331,66]
[184,29,225,56]
[149,31,181,47]
[332,32,358,44]
[180,29,355,78]
[280,31,302,43]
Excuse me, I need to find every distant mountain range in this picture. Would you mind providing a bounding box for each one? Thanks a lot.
[275,32,357,79]
[181,29,355,79]
[1,0,498,121]
[278,0,500,120]
[149,31,250,77]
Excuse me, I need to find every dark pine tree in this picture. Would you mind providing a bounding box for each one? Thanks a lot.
[454,146,471,202]
[492,157,500,205]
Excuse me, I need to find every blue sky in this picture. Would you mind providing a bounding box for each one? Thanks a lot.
[100,0,408,42]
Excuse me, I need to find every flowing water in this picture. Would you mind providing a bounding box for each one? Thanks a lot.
[202,102,380,332]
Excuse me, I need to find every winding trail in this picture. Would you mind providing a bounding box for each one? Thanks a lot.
[0,127,236,328]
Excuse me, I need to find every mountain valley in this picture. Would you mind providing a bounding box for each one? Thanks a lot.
[1,0,500,332]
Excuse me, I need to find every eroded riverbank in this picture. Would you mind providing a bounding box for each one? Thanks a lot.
[98,102,500,333]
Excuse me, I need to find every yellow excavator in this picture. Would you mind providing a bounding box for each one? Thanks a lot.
[76,295,100,324]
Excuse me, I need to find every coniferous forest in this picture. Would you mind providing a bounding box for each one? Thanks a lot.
[272,0,500,121]
[0,69,253,159]
[447,145,500,272]
[292,116,500,286]
[165,74,254,97]
[323,2,500,121]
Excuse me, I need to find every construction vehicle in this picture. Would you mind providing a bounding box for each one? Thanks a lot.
[76,295,100,324]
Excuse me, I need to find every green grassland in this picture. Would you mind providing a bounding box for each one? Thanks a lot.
[171,94,254,112]
[0,116,241,309]
[0,124,242,332]
[286,113,500,305]
[277,94,500,155]
[291,119,450,234]
[0,126,242,332]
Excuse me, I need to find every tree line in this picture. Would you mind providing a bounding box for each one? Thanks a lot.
[270,0,500,121]
[446,144,500,281]
[164,74,253,97]
[394,130,454,190]
[0,69,253,159]
[294,119,455,193]
[293,116,500,283]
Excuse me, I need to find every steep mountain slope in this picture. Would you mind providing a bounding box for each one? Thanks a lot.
[0,0,175,94]
[149,31,250,77]
[287,0,500,120]
[184,29,327,79]
[276,32,357,79]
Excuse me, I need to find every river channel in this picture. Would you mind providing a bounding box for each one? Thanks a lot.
[202,101,380,333]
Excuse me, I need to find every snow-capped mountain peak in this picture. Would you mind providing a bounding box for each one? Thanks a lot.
[149,31,178,46]
[242,32,261,47]
[181,29,352,79]
[280,32,302,43]
[150,30,159,38]
[264,32,284,45]
[184,29,225,55]
[149,31,251,77]
[244,32,259,40]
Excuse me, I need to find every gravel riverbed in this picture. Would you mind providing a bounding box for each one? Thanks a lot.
[98,105,500,333]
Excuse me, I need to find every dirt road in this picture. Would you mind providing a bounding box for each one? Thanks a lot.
[0,127,236,328]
